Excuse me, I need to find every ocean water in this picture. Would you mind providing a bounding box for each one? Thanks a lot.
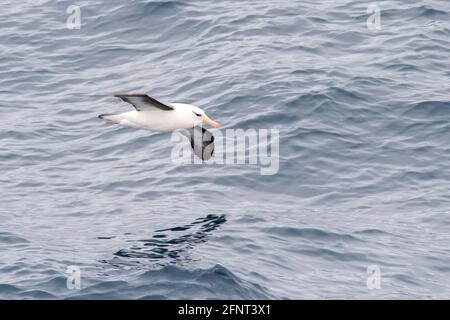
[1,0,450,299]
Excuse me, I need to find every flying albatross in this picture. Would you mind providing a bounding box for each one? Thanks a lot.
[98,94,221,160]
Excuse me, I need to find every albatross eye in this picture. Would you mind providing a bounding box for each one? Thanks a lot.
[192,111,202,117]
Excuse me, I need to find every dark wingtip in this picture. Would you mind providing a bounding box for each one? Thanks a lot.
[98,114,105,119]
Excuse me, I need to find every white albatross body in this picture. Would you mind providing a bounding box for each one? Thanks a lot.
[104,103,205,132]
[98,94,221,160]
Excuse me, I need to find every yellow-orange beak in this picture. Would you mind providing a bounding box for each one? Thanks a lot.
[203,115,221,128]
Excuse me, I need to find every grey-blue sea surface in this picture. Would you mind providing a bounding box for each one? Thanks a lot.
[1,0,450,299]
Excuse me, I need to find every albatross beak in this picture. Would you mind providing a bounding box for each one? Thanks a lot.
[203,115,221,128]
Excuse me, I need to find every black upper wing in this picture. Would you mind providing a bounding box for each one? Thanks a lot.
[111,94,174,111]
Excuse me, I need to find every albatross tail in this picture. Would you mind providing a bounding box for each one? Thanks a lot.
[98,113,120,124]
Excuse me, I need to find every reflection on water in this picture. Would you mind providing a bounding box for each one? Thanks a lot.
[103,214,226,269]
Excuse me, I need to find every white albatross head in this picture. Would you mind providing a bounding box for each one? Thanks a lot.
[185,104,221,129]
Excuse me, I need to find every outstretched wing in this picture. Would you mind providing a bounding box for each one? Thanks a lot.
[106,93,174,111]
[180,126,215,160]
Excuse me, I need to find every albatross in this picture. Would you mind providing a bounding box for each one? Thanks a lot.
[98,94,221,160]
